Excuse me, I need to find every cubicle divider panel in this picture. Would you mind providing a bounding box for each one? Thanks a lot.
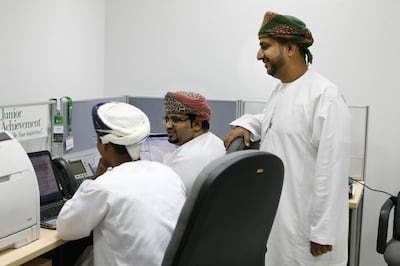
[128,96,238,139]
[60,97,127,159]
[207,100,238,139]
[348,106,369,181]
[128,97,166,134]
[240,100,266,116]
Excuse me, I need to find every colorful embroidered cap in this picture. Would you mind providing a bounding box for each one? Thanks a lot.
[164,91,212,122]
[258,11,314,64]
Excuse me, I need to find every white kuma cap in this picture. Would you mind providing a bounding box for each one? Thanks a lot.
[92,102,150,160]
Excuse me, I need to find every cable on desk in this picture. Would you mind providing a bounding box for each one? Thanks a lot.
[349,177,395,198]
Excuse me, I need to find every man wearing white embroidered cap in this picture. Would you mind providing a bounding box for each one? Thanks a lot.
[57,102,186,266]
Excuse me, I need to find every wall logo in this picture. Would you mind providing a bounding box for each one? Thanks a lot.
[1,105,48,141]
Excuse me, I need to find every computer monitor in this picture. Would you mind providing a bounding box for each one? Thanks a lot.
[27,151,63,204]
[140,133,176,163]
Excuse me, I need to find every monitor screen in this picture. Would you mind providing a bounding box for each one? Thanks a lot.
[140,134,176,163]
[28,151,62,203]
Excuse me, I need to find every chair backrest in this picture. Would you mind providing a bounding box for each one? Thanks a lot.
[394,193,400,240]
[377,193,400,265]
[377,192,400,253]
[377,196,396,254]
[226,136,260,153]
[162,150,284,266]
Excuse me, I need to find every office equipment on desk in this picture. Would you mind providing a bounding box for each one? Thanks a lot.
[68,159,94,183]
[140,133,176,163]
[28,151,65,230]
[53,157,94,198]
[0,131,40,252]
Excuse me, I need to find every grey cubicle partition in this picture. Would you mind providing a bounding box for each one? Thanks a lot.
[128,97,166,134]
[1,96,237,167]
[207,100,238,139]
[348,106,369,180]
[128,96,238,139]
[60,96,127,157]
[57,96,237,166]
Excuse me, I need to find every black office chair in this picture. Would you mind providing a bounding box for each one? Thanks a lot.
[225,136,260,153]
[377,192,400,266]
[161,150,284,266]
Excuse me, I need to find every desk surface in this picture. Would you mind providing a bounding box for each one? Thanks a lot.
[0,228,66,266]
[349,181,364,209]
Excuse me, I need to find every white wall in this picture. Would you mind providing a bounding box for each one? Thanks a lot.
[0,0,105,105]
[105,1,400,265]
[1,0,400,265]
[104,0,277,101]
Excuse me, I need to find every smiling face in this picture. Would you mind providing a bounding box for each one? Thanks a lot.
[164,113,200,146]
[257,37,288,79]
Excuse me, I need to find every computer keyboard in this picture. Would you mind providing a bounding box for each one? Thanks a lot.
[41,201,64,220]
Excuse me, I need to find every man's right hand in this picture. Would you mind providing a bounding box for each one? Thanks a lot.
[310,241,332,257]
[223,126,251,149]
[94,157,111,179]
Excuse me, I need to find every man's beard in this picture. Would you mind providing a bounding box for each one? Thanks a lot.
[168,136,179,144]
[267,54,285,77]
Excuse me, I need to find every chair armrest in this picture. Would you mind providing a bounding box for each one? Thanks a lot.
[226,137,260,154]
[377,197,396,253]
[226,137,246,153]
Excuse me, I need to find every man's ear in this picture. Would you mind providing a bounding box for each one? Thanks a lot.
[286,42,296,57]
[102,142,111,152]
[192,120,202,131]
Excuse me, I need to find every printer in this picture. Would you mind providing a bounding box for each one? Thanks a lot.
[0,131,40,251]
